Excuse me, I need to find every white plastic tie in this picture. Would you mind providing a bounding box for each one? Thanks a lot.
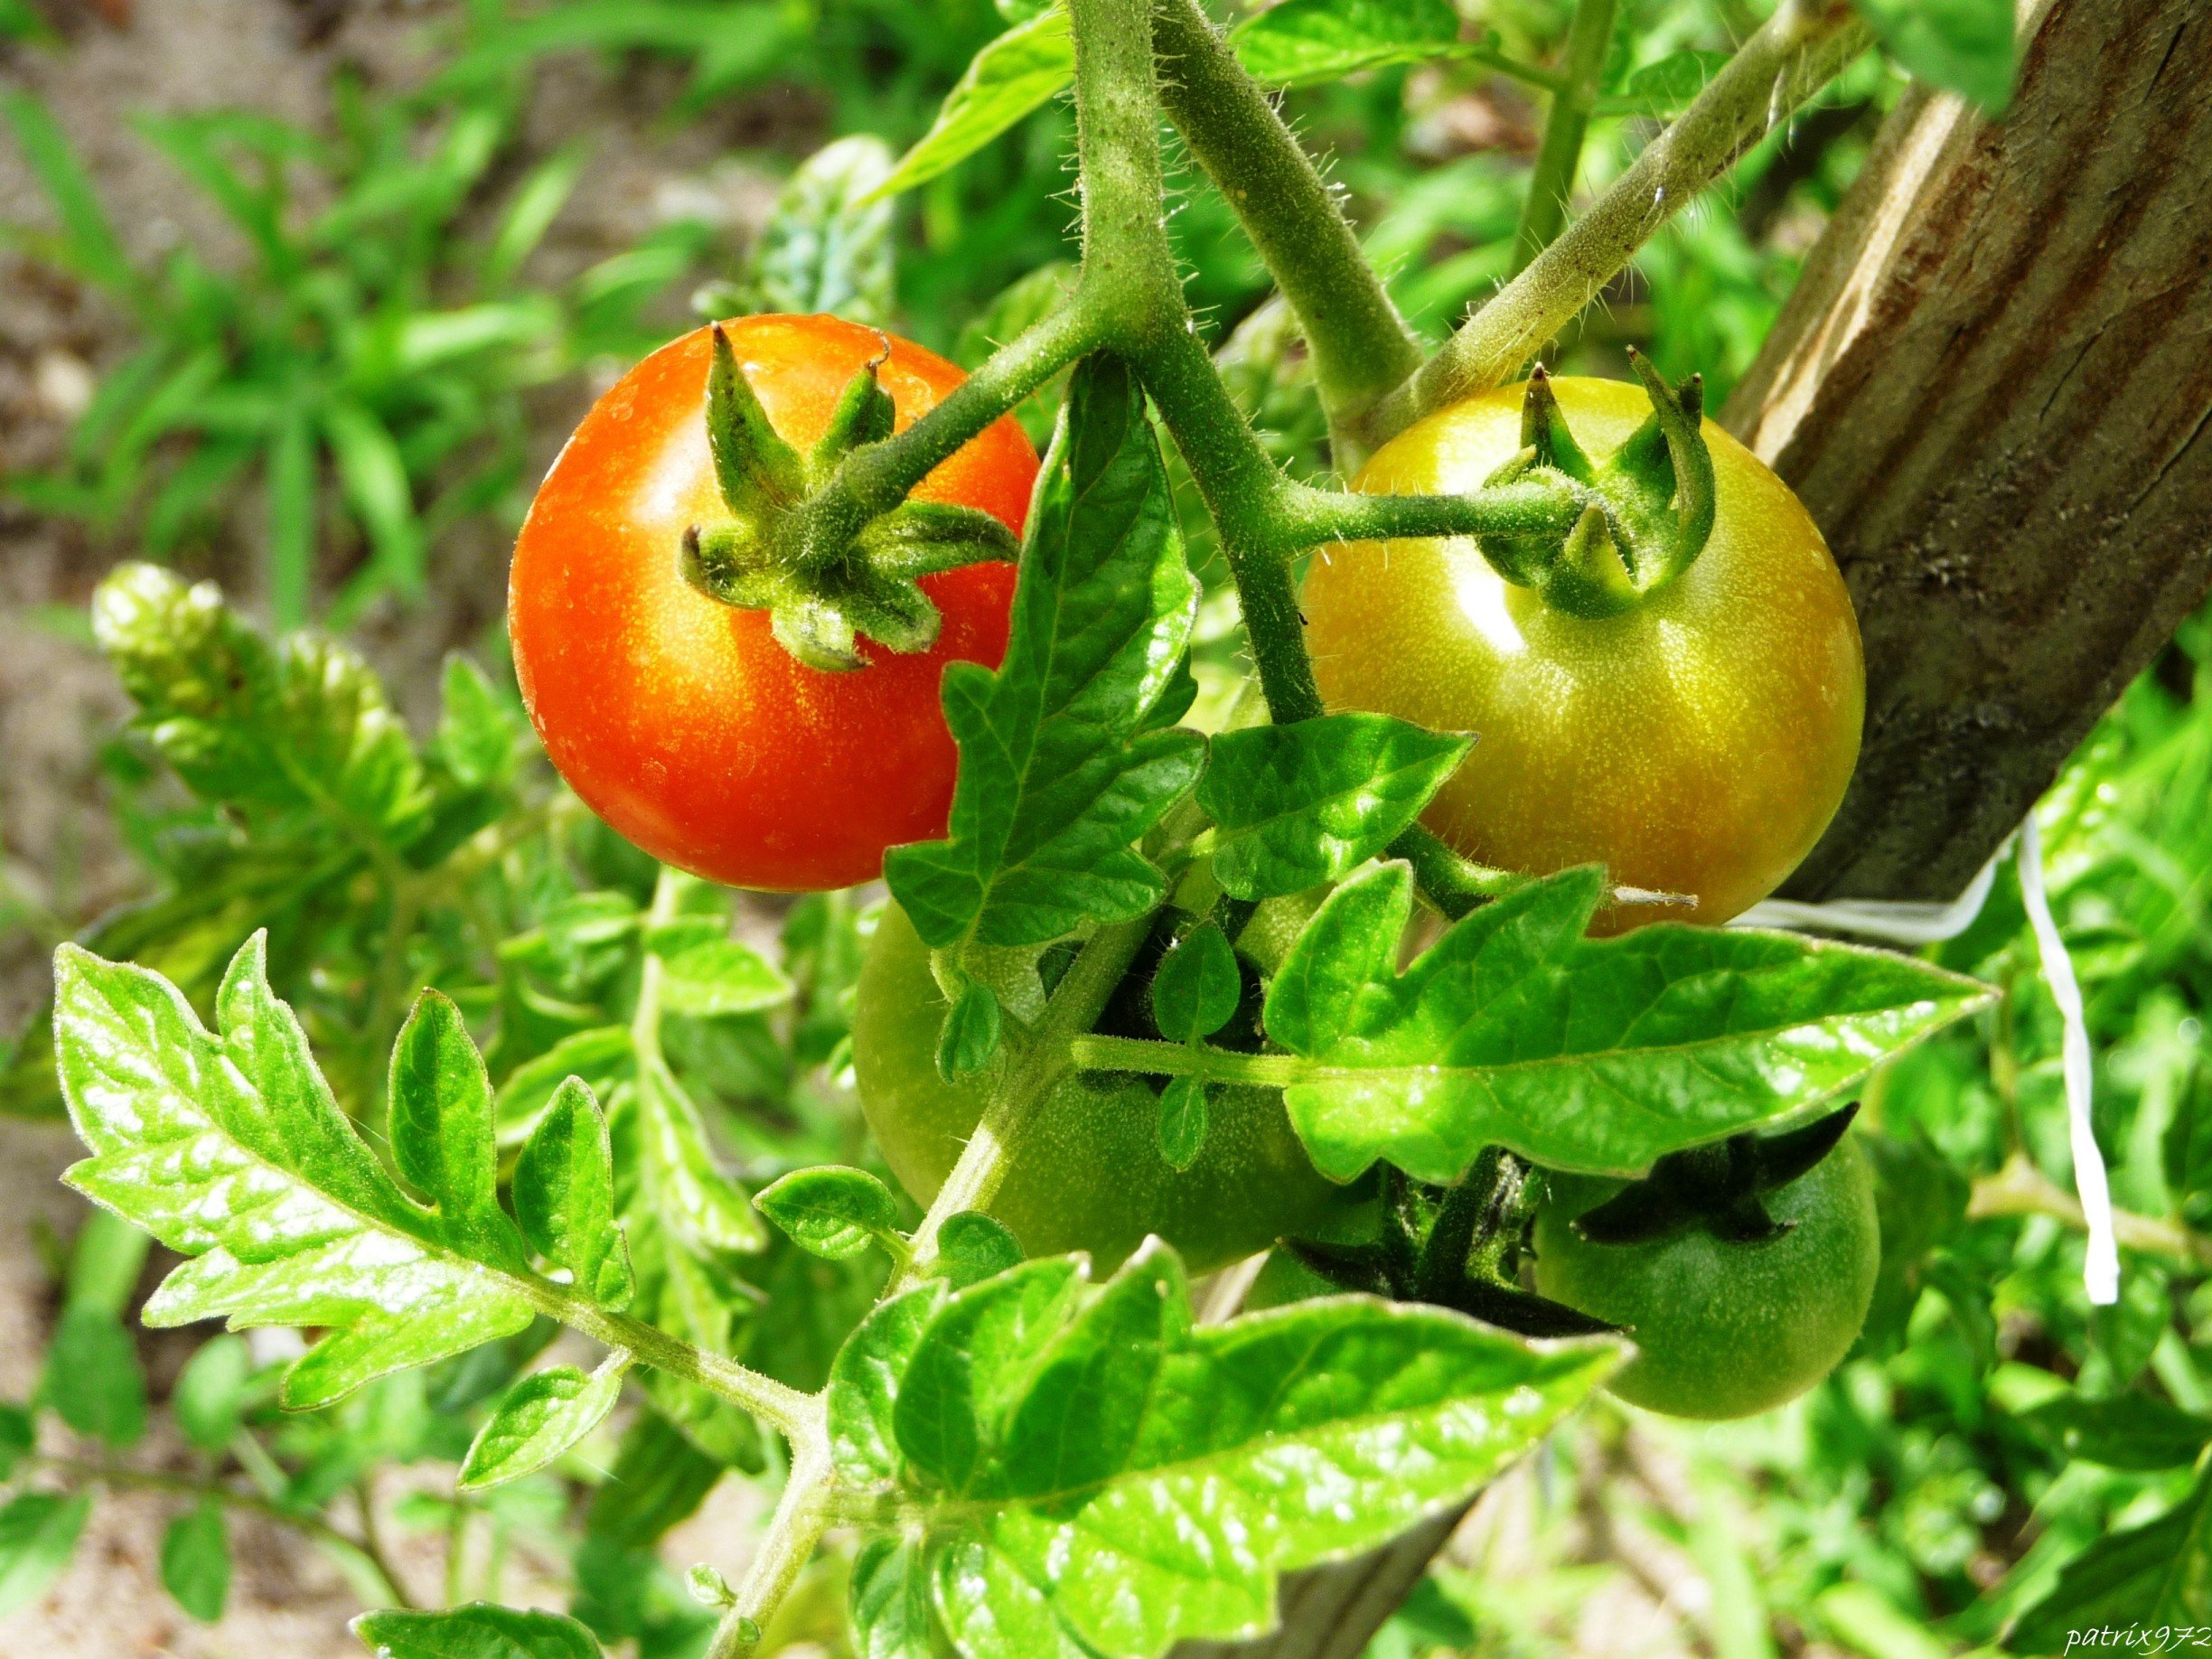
[1730,847,2001,945]
[2016,813,2121,1306]
[1731,823,2120,1307]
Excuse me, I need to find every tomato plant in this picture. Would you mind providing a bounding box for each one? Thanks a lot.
[509,314,1037,892]
[1304,374,1864,928]
[23,0,2185,1655]
[852,900,1360,1271]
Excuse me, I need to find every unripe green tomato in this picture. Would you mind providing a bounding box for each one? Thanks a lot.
[1303,376,1863,929]
[853,902,1358,1272]
[1532,1134,1880,1420]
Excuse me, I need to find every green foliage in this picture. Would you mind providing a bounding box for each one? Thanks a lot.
[754,1166,906,1261]
[0,78,705,624]
[0,1492,90,1617]
[159,1499,231,1623]
[832,1246,1616,1657]
[1262,861,1990,1182]
[356,1603,606,1659]
[884,356,1204,951]
[459,1355,629,1491]
[0,2,2181,1656]
[1149,923,1241,1044]
[1853,0,2017,113]
[1199,714,1471,901]
[1229,0,1471,88]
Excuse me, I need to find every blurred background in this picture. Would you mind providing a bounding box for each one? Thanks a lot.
[4,2,2204,1656]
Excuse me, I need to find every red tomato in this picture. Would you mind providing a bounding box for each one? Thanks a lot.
[510,315,1038,891]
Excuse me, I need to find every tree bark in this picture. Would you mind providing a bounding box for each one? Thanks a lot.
[1725,0,2212,902]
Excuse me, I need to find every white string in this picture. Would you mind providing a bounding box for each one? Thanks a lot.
[1730,845,2003,944]
[2015,813,2121,1306]
[1731,824,2121,1307]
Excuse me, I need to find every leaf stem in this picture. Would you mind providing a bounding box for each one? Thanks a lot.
[1366,0,1870,443]
[1148,0,1422,455]
[1509,0,1619,276]
[1968,1154,2212,1270]
[36,1452,416,1610]
[1069,1031,1303,1087]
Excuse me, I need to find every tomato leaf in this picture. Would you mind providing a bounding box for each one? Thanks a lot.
[92,563,432,848]
[437,653,522,789]
[870,7,1073,202]
[634,1052,764,1257]
[43,1305,145,1448]
[748,134,897,324]
[1230,0,1469,87]
[885,355,1204,951]
[0,1491,89,1618]
[829,1243,1614,1656]
[460,1352,629,1491]
[1149,924,1241,1044]
[935,1211,1026,1288]
[54,934,551,1409]
[937,980,1004,1081]
[2006,1462,2212,1651]
[171,1335,251,1454]
[655,938,792,1017]
[1851,0,2016,115]
[514,1077,633,1308]
[754,1166,905,1261]
[1156,1077,1209,1172]
[1200,714,1470,902]
[160,1499,230,1623]
[2019,1392,2212,1472]
[1264,864,1993,1183]
[354,1603,607,1658]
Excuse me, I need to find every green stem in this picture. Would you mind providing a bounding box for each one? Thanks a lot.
[1366,0,1870,443]
[1275,473,1582,548]
[703,1423,833,1659]
[698,914,1154,1657]
[37,1453,416,1610]
[897,914,1157,1288]
[1969,1154,2212,1270]
[1510,0,1619,276]
[1070,1032,1302,1086]
[1136,320,1327,725]
[1386,826,1536,921]
[1148,0,1422,454]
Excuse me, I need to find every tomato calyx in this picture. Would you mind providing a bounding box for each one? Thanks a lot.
[1474,350,1716,619]
[1287,1152,1619,1339]
[1567,1101,1861,1247]
[679,324,1019,672]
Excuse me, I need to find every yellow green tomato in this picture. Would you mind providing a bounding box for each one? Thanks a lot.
[1532,1135,1880,1420]
[853,902,1358,1272]
[1303,376,1863,928]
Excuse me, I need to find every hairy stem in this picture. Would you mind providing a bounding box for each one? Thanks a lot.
[1278,474,1581,548]
[897,914,1157,1288]
[1137,319,1327,724]
[1070,1032,1303,1086]
[1149,0,1421,455]
[704,1423,834,1659]
[1510,0,1619,275]
[1368,0,1870,442]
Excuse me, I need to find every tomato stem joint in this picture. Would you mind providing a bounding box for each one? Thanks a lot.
[679,324,1019,672]
[1476,350,1716,620]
